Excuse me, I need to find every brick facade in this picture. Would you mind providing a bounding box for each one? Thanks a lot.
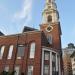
[0,31,42,75]
[0,0,63,74]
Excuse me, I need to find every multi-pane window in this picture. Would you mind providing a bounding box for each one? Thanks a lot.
[7,45,13,59]
[17,45,25,59]
[44,51,50,60]
[14,66,20,75]
[29,42,35,58]
[44,65,49,75]
[47,35,52,44]
[27,66,33,75]
[4,66,9,72]
[0,46,5,59]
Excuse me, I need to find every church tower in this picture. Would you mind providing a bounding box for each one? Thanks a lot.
[40,0,63,74]
[40,0,61,50]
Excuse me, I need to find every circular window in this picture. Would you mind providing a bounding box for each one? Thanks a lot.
[46,26,53,32]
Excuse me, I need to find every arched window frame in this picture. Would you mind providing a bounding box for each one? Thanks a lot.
[17,44,25,59]
[0,45,5,59]
[7,45,13,59]
[29,42,36,58]
[47,15,52,23]
[47,35,52,44]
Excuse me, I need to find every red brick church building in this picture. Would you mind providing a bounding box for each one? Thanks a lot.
[0,0,63,75]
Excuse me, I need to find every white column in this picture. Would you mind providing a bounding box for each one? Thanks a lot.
[50,52,52,75]
[41,50,44,75]
[56,54,58,72]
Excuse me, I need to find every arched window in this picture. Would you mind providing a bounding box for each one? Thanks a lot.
[14,66,20,75]
[49,0,51,3]
[0,46,5,59]
[47,15,52,23]
[17,45,25,59]
[7,45,13,59]
[47,35,52,44]
[29,42,35,58]
[27,65,33,75]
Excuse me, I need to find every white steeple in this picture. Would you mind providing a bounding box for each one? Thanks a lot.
[42,0,59,24]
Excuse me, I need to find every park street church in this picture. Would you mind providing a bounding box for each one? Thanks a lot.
[0,0,63,75]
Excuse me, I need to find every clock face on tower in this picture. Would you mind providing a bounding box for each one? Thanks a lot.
[46,25,53,32]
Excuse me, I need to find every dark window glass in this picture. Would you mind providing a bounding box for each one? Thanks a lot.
[49,0,51,3]
[47,15,52,22]
[52,53,56,75]
[47,35,52,44]
[17,45,25,59]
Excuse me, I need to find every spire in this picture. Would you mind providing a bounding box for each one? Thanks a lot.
[42,0,59,24]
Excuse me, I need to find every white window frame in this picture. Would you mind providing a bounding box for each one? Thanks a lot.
[14,66,20,75]
[41,47,59,75]
[17,45,25,59]
[29,42,35,58]
[27,65,33,75]
[7,45,13,59]
[0,46,5,59]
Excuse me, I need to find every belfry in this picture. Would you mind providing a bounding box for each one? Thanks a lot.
[42,0,59,24]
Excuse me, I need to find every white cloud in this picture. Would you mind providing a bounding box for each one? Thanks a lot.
[13,0,32,21]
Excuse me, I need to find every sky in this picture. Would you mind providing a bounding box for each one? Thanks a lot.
[0,0,75,48]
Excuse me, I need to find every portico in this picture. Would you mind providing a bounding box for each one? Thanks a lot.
[41,47,61,75]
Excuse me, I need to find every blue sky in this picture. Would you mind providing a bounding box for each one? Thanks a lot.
[0,0,75,48]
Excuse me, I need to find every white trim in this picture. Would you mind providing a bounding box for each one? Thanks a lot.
[56,54,58,71]
[29,42,35,58]
[42,47,57,54]
[41,47,61,75]
[14,66,20,75]
[7,45,13,59]
[41,50,44,75]
[46,25,53,32]
[0,46,5,59]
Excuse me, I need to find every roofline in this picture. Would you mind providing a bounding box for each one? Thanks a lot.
[0,30,41,38]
